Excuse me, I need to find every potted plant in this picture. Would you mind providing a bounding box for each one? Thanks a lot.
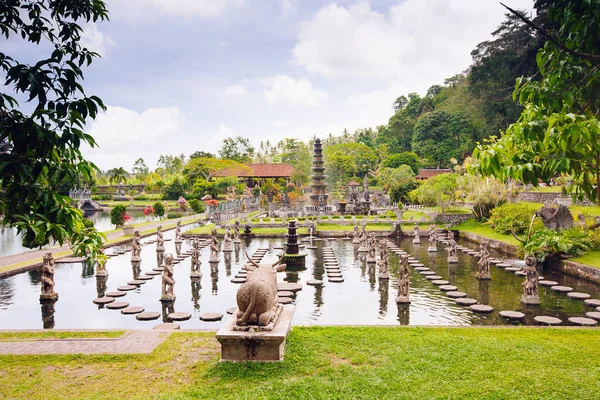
[110,205,133,235]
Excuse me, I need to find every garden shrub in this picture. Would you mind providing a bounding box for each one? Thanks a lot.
[153,202,165,218]
[110,205,127,227]
[133,194,149,201]
[188,199,204,214]
[92,194,112,201]
[488,203,535,235]
[167,211,184,219]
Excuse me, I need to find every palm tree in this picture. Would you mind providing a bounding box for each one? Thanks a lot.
[108,167,129,194]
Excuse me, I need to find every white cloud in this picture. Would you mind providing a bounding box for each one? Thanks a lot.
[80,24,116,56]
[272,119,291,129]
[107,0,243,20]
[263,74,327,106]
[292,0,533,79]
[224,84,248,96]
[280,0,298,19]
[85,106,186,170]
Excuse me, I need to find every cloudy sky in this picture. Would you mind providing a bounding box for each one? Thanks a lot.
[57,0,533,170]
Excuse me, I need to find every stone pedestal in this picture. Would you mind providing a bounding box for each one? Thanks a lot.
[427,246,437,252]
[160,294,176,302]
[216,305,295,362]
[476,272,491,280]
[40,293,59,303]
[412,237,420,244]
[521,294,540,305]
[396,295,410,304]
[367,256,377,264]
[378,273,389,280]
[210,255,220,263]
[447,256,459,264]
[191,271,202,279]
[95,269,108,277]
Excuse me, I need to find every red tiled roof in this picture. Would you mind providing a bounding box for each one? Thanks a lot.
[214,163,295,178]
[415,169,452,179]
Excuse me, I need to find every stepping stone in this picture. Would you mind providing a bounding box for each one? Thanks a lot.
[455,298,478,306]
[534,316,562,325]
[278,297,293,304]
[167,312,192,321]
[551,285,573,293]
[226,307,237,315]
[106,301,129,310]
[568,317,597,326]
[278,291,295,297]
[447,291,468,298]
[420,271,436,276]
[121,306,144,315]
[328,273,343,278]
[414,267,430,272]
[153,267,164,272]
[127,280,145,286]
[118,285,137,291]
[325,267,340,272]
[278,283,302,292]
[467,251,478,256]
[407,258,417,262]
[307,280,323,286]
[470,304,494,313]
[136,312,161,321]
[425,275,443,280]
[431,280,450,286]
[235,274,247,279]
[490,259,503,265]
[584,299,600,307]
[505,267,520,272]
[154,323,180,330]
[499,310,525,320]
[410,263,425,268]
[106,291,126,298]
[93,297,115,305]
[496,263,511,268]
[515,271,526,276]
[567,292,591,300]
[146,271,161,276]
[231,277,246,284]
[329,277,344,283]
[585,311,600,321]
[539,280,558,286]
[137,275,153,281]
[199,312,223,322]
[439,285,458,292]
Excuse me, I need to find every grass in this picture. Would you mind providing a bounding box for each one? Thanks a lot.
[317,223,394,231]
[101,200,178,207]
[526,186,564,193]
[572,251,600,269]
[0,331,124,341]
[454,219,521,246]
[1,327,599,399]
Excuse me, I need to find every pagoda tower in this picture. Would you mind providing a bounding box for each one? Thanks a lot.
[309,138,328,207]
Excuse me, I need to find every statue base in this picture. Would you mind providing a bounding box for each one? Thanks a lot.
[396,296,410,304]
[131,256,141,263]
[358,246,368,252]
[223,248,233,253]
[476,273,491,280]
[233,239,242,244]
[367,257,377,263]
[427,246,437,252]
[216,304,295,362]
[95,270,108,277]
[160,295,176,302]
[352,239,361,244]
[412,239,421,244]
[521,294,540,305]
[210,256,220,263]
[190,272,202,279]
[40,293,59,303]
[378,273,390,280]
[447,256,459,264]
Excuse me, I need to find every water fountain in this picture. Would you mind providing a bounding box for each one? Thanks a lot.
[283,220,307,268]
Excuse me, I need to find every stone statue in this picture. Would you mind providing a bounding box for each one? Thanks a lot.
[396,254,410,304]
[131,229,142,261]
[244,222,252,236]
[446,236,458,263]
[352,221,360,244]
[40,253,58,301]
[234,220,241,243]
[175,220,182,241]
[223,226,233,252]
[378,240,389,279]
[156,225,165,267]
[427,225,437,252]
[236,252,286,328]
[209,228,219,262]
[190,239,202,278]
[476,240,491,279]
[412,223,420,244]
[161,253,176,301]
[367,234,377,263]
[536,202,574,231]
[521,256,540,304]
[95,248,108,277]
[358,224,369,252]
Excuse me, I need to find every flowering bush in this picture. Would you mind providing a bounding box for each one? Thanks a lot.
[123,213,132,227]
[143,206,155,216]
[205,199,219,206]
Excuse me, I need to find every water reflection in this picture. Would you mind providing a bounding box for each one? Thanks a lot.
[378,279,389,317]
[161,300,175,322]
[397,304,410,325]
[96,275,107,298]
[191,279,201,311]
[41,301,56,329]
[82,261,95,278]
[478,280,490,305]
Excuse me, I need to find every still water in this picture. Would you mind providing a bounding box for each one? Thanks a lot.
[0,228,598,329]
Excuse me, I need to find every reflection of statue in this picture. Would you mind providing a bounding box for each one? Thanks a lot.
[536,202,573,231]
[40,253,58,301]
[412,224,420,244]
[476,240,491,280]
[244,222,252,236]
[161,253,176,301]
[378,241,389,279]
[521,256,540,304]
[191,239,202,278]
[396,254,410,303]
[131,230,141,260]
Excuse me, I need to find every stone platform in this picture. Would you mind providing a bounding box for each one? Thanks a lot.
[216,305,295,362]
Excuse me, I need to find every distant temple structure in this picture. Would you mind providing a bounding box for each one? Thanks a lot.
[309,138,328,209]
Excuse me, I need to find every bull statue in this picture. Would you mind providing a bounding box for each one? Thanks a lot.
[236,251,286,327]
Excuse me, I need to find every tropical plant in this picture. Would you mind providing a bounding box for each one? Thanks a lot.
[110,205,128,228]
[488,203,536,235]
[522,228,600,262]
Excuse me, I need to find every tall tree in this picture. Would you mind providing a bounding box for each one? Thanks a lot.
[183,157,249,183]
[132,158,149,180]
[156,154,185,176]
[0,0,108,256]
[189,151,215,159]
[218,136,255,163]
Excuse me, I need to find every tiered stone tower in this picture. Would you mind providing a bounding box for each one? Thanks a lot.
[309,138,328,207]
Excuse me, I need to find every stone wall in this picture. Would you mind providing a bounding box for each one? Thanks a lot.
[516,191,593,206]
[457,231,519,255]
[436,213,472,225]
[545,258,600,284]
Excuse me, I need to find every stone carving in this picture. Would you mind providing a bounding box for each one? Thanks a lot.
[209,228,220,262]
[412,223,420,244]
[358,224,369,252]
[367,234,377,263]
[244,222,252,236]
[378,240,389,279]
[131,230,142,261]
[156,225,165,267]
[223,226,233,252]
[233,220,241,243]
[190,239,202,278]
[161,253,176,301]
[446,236,459,263]
[396,254,410,304]
[476,240,491,280]
[95,248,108,277]
[174,221,183,255]
[427,224,437,252]
[352,221,361,244]
[521,256,540,305]
[536,202,574,231]
[236,252,287,328]
[40,253,58,301]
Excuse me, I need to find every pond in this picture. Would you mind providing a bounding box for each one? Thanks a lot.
[1,228,599,329]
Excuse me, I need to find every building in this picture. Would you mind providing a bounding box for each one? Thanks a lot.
[415,168,452,181]
[213,163,295,186]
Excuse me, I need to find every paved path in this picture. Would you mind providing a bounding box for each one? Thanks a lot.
[0,331,170,355]
[0,213,203,274]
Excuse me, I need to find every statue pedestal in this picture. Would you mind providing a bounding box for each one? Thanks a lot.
[412,238,421,244]
[395,296,410,304]
[190,271,202,279]
[476,272,491,280]
[367,257,377,264]
[427,246,437,252]
[521,294,540,305]
[216,305,295,362]
[378,273,389,280]
[160,295,176,302]
[233,239,242,244]
[447,256,459,264]
[95,270,108,277]
[210,255,220,263]
[40,293,59,303]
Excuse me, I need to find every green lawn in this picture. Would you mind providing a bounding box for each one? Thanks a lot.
[317,223,394,231]
[0,331,124,341]
[454,219,521,246]
[525,186,564,193]
[1,327,599,399]
[572,251,600,269]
